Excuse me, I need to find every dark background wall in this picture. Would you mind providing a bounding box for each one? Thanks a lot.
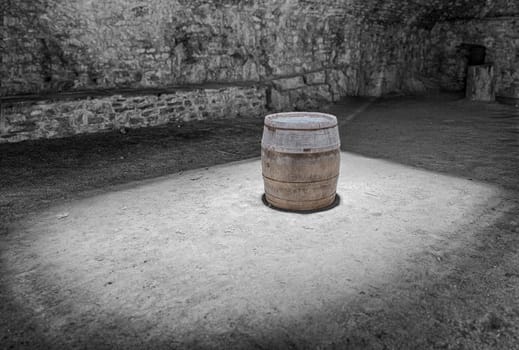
[434,18,519,97]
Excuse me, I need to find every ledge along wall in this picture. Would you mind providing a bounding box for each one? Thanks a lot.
[0,87,267,143]
[2,0,515,143]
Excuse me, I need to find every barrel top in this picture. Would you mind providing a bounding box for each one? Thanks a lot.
[264,112,337,130]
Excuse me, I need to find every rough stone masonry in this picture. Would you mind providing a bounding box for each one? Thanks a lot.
[1,0,518,142]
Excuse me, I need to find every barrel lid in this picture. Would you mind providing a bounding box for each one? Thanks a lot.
[264,112,337,130]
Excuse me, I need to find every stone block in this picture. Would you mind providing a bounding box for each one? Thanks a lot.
[269,88,292,111]
[80,111,95,126]
[327,69,349,100]
[88,115,105,124]
[159,106,176,115]
[137,103,154,110]
[466,64,495,102]
[272,76,306,91]
[30,110,43,117]
[307,85,334,102]
[141,109,156,117]
[8,120,37,133]
[289,85,333,110]
[242,60,260,81]
[129,117,143,125]
[305,71,326,85]
[6,114,26,124]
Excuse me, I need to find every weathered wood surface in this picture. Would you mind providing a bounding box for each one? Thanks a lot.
[261,112,341,211]
[466,64,495,102]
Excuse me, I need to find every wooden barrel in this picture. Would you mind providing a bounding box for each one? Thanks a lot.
[261,112,340,211]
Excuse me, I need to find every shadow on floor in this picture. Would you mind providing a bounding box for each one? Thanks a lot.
[338,94,519,191]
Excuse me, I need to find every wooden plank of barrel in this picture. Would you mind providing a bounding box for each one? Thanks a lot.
[261,112,341,211]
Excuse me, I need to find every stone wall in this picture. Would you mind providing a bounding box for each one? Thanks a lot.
[2,0,515,98]
[1,0,448,98]
[432,17,519,98]
[2,0,516,143]
[1,0,359,96]
[1,0,444,143]
[355,24,441,96]
[0,86,266,143]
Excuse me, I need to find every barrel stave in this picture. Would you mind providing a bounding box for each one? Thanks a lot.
[261,149,340,183]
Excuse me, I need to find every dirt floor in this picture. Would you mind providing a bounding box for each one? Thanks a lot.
[1,93,518,349]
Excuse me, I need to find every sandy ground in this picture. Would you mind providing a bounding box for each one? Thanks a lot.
[1,94,518,349]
